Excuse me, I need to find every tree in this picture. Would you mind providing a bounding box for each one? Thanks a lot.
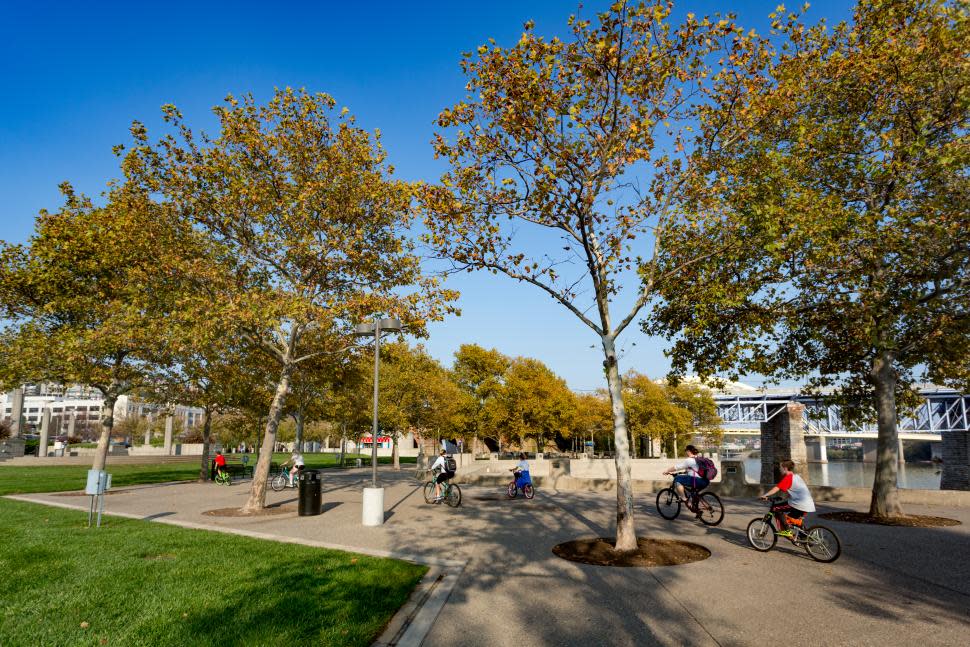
[624,372,691,457]
[571,392,613,453]
[0,186,202,471]
[422,2,767,549]
[486,357,576,452]
[126,88,457,513]
[376,342,471,467]
[648,0,969,517]
[452,344,511,452]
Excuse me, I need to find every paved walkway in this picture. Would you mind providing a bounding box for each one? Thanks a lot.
[10,468,970,647]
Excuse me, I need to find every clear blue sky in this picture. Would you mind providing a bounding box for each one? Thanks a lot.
[1,1,852,392]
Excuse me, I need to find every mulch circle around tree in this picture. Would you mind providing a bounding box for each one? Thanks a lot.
[818,511,961,528]
[553,537,711,567]
[203,505,296,517]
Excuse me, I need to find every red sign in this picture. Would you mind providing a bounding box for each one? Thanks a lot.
[361,436,391,444]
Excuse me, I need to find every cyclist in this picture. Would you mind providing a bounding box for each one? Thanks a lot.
[510,452,531,491]
[282,449,305,488]
[430,449,455,503]
[662,445,709,508]
[213,450,227,480]
[760,459,816,539]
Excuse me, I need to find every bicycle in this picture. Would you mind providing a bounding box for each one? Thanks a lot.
[423,475,462,507]
[271,465,301,492]
[655,473,724,526]
[507,470,535,499]
[214,469,231,486]
[746,497,841,563]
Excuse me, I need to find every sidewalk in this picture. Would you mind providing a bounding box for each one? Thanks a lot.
[10,467,970,647]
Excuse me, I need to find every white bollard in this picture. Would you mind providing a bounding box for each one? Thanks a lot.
[362,487,385,526]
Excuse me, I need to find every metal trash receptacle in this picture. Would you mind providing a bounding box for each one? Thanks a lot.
[298,469,322,516]
[356,458,362,468]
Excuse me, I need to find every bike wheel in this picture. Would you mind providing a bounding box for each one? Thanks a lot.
[696,492,724,526]
[803,525,841,563]
[656,488,681,520]
[423,482,435,504]
[523,484,535,499]
[507,482,518,498]
[747,517,777,551]
[271,474,286,492]
[446,484,462,507]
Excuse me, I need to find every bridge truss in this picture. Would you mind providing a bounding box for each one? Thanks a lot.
[714,389,970,436]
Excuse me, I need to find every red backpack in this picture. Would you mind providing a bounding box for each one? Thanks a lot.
[694,456,717,480]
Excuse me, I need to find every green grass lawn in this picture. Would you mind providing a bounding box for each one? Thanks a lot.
[0,498,426,646]
[0,454,417,496]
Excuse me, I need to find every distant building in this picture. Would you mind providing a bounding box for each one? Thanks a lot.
[3,384,204,435]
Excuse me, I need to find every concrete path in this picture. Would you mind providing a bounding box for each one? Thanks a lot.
[10,468,970,647]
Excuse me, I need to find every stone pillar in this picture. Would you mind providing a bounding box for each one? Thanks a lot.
[806,436,828,463]
[144,413,152,446]
[164,416,174,455]
[940,431,969,491]
[67,412,77,438]
[38,408,51,457]
[9,388,24,437]
[862,438,878,463]
[898,437,906,464]
[759,402,809,485]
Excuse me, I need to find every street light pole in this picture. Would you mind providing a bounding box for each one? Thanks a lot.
[369,321,382,488]
[355,316,401,524]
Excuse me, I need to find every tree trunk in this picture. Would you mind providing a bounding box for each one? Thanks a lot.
[602,335,637,552]
[869,349,904,518]
[242,364,294,513]
[294,409,305,453]
[199,406,212,482]
[392,432,400,470]
[339,423,346,467]
[92,393,119,471]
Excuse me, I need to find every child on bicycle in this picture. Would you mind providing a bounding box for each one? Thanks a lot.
[510,452,531,490]
[283,450,305,487]
[214,451,227,480]
[430,449,455,503]
[760,459,816,539]
[662,445,709,505]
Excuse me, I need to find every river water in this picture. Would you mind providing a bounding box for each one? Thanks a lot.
[743,458,942,489]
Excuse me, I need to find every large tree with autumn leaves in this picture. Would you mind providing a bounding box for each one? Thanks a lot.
[649,0,969,517]
[125,89,457,513]
[422,2,768,550]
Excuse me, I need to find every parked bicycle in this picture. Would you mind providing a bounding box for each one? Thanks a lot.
[656,473,724,526]
[423,478,462,507]
[747,497,841,562]
[507,470,535,499]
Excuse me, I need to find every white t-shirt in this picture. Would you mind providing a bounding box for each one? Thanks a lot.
[291,453,305,467]
[674,457,703,479]
[517,460,530,473]
[779,473,815,512]
[431,455,448,473]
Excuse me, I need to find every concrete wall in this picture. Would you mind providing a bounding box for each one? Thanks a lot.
[457,457,970,507]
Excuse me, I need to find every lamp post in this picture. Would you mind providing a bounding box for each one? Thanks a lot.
[354,316,401,526]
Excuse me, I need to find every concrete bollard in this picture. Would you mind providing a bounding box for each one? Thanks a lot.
[362,487,385,526]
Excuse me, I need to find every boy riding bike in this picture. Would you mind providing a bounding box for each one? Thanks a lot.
[214,450,227,479]
[662,445,715,511]
[430,449,456,503]
[760,459,816,539]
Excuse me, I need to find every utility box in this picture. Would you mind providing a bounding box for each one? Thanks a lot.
[85,470,109,495]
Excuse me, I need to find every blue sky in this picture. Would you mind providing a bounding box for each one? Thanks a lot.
[1,1,853,391]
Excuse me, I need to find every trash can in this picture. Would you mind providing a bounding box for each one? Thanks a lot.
[298,469,322,516]
[356,458,362,468]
